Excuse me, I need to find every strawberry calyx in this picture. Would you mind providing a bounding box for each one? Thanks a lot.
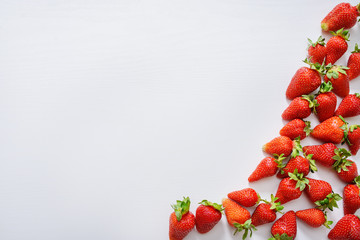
[353,175,360,189]
[339,116,350,144]
[307,36,325,48]
[352,43,360,53]
[301,95,319,114]
[291,137,303,158]
[199,200,224,212]
[318,81,333,94]
[172,197,191,221]
[305,154,318,173]
[355,93,360,98]
[304,121,312,137]
[322,211,333,229]
[288,169,309,191]
[326,65,350,79]
[330,28,350,41]
[268,233,294,240]
[273,154,287,169]
[332,148,353,173]
[260,194,284,214]
[315,192,342,211]
[233,219,257,240]
[303,58,327,75]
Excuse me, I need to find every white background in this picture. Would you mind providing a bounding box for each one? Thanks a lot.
[1,0,360,239]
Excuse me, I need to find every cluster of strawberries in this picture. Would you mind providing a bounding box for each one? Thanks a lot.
[169,2,360,240]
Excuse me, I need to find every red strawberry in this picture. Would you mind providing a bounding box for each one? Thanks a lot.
[269,211,297,240]
[333,148,358,183]
[304,178,342,211]
[335,93,360,118]
[228,188,259,207]
[311,116,346,144]
[222,198,256,239]
[195,200,223,234]
[263,136,294,157]
[303,143,338,167]
[308,36,327,64]
[328,214,360,240]
[248,154,285,182]
[321,3,360,32]
[347,125,360,155]
[324,65,350,98]
[282,95,317,120]
[276,155,317,179]
[169,197,195,240]
[275,170,309,204]
[280,119,311,140]
[343,176,360,215]
[251,195,283,227]
[296,208,332,228]
[286,59,323,99]
[315,82,337,122]
[325,29,350,65]
[347,43,360,80]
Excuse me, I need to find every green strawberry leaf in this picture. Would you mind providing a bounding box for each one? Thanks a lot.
[172,197,191,221]
[268,233,294,240]
[315,193,342,211]
[233,219,257,240]
[352,43,360,53]
[291,137,303,158]
[304,121,312,136]
[199,200,224,212]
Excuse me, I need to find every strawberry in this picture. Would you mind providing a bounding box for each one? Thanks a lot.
[276,155,317,179]
[343,176,360,215]
[248,154,285,182]
[347,43,360,80]
[311,116,346,144]
[279,119,311,140]
[304,178,342,211]
[303,143,338,167]
[315,82,337,122]
[285,59,323,99]
[324,65,350,98]
[347,125,360,155]
[228,188,259,207]
[321,3,360,32]
[325,28,350,65]
[269,210,297,240]
[335,93,360,118]
[222,198,256,239]
[333,148,358,183]
[195,200,223,234]
[263,136,294,157]
[328,214,360,240]
[251,195,283,227]
[169,197,195,240]
[282,95,317,120]
[275,170,309,204]
[307,36,327,64]
[295,208,332,228]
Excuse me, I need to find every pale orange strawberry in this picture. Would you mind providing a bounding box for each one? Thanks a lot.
[296,209,332,228]
[248,155,285,182]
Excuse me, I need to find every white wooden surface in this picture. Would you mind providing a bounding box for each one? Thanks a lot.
[1,0,360,239]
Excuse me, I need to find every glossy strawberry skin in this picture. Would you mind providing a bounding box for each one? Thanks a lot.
[270,210,297,239]
[337,160,358,183]
[169,212,195,240]
[296,208,326,228]
[348,128,360,155]
[222,198,251,227]
[311,116,345,144]
[335,94,360,118]
[303,143,337,167]
[275,178,302,204]
[228,188,259,207]
[277,156,310,179]
[304,178,332,203]
[281,97,312,120]
[324,69,349,98]
[308,44,327,64]
[328,214,360,240]
[263,136,293,157]
[251,203,277,227]
[286,67,322,99]
[348,51,360,80]
[315,91,337,122]
[325,36,348,65]
[195,204,222,234]
[248,157,279,182]
[280,119,309,140]
[343,184,360,215]
[321,3,360,32]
